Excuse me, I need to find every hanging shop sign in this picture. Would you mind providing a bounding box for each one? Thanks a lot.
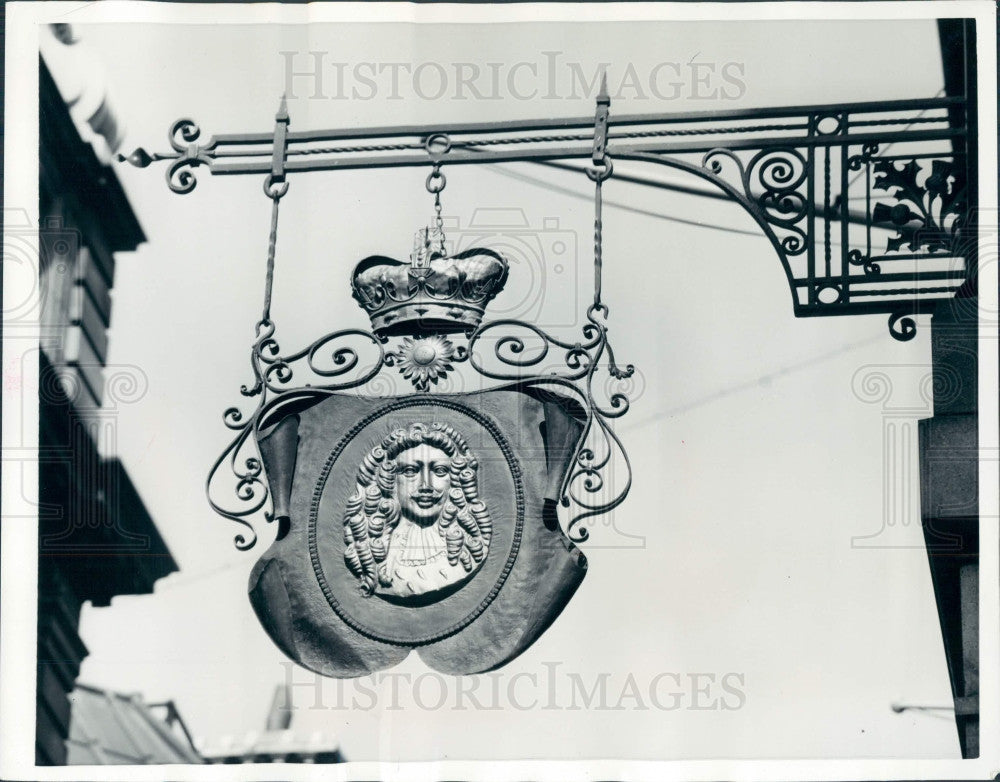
[204,92,635,676]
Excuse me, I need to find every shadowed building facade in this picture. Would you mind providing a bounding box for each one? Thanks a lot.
[36,44,178,764]
[916,19,980,759]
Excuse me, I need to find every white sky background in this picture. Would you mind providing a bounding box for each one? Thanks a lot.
[50,16,964,761]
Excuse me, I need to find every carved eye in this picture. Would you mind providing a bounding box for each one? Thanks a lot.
[432,465,449,477]
[401,464,420,476]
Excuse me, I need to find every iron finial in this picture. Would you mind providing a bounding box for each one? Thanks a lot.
[597,71,610,105]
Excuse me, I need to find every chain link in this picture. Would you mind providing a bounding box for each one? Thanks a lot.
[426,164,447,254]
[434,189,445,252]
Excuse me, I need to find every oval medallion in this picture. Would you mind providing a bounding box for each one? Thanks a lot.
[308,398,524,646]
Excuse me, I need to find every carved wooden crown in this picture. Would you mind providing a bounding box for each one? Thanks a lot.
[351,247,509,336]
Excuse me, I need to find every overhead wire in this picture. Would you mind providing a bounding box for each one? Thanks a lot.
[484,160,873,250]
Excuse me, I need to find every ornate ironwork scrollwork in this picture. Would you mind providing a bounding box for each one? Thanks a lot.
[207,317,395,549]
[462,304,634,543]
[206,423,269,551]
[848,248,881,276]
[206,304,635,549]
[118,118,214,194]
[746,148,810,256]
[701,146,810,263]
[887,311,918,342]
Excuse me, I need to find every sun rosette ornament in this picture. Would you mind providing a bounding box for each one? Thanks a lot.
[391,336,457,391]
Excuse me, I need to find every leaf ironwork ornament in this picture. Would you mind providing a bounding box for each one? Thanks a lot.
[871,158,967,255]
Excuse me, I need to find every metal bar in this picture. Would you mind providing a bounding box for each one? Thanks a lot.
[209,145,592,173]
[823,146,832,278]
[865,150,873,271]
[793,299,950,316]
[610,128,963,156]
[794,270,966,285]
[839,130,849,291]
[807,122,816,305]
[196,96,961,147]
[270,97,289,181]
[867,252,967,263]
[849,286,961,297]
[203,128,964,176]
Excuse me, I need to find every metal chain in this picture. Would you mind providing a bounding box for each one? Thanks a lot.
[434,189,444,250]
[426,164,447,254]
[260,95,290,328]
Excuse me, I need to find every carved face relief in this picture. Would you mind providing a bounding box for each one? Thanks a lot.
[342,422,493,601]
[395,444,450,524]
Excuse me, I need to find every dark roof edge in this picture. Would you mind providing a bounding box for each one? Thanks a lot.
[39,56,147,252]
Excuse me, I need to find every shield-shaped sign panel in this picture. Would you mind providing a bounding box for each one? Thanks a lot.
[249,386,588,677]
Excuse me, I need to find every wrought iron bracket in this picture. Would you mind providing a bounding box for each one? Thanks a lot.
[122,95,975,342]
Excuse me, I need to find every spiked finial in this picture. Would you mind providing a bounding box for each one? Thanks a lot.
[597,71,610,105]
[117,147,155,168]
